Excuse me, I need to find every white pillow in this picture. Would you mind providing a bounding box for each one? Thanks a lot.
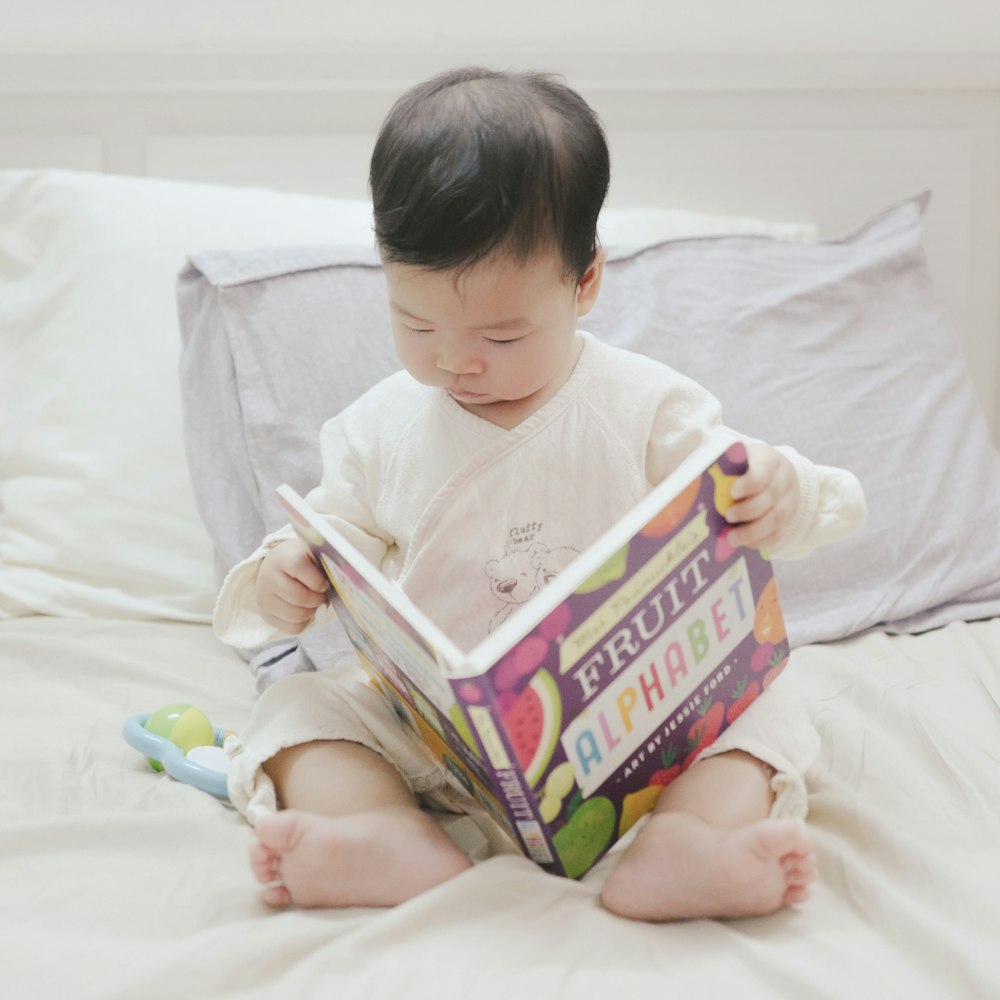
[0,170,375,622]
[599,206,816,246]
[0,168,813,623]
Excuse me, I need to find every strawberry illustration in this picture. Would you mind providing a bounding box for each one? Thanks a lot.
[760,648,789,688]
[682,700,725,770]
[753,642,788,679]
[726,678,761,724]
[648,747,681,786]
[750,642,775,673]
[763,662,787,689]
[714,525,736,562]
[494,636,548,693]
[538,602,572,641]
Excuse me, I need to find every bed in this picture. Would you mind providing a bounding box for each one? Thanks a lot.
[3,51,1000,1000]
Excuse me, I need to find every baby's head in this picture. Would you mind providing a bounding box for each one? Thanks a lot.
[369,67,610,282]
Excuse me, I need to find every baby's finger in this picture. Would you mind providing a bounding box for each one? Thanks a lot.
[728,472,754,503]
[277,572,329,608]
[729,458,773,502]
[262,596,318,633]
[274,595,318,624]
[288,557,329,595]
[725,491,772,526]
[726,509,782,549]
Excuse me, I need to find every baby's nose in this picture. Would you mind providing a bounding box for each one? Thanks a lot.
[436,348,484,375]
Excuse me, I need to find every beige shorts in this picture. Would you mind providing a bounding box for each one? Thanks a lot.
[225,663,472,825]
[226,661,819,827]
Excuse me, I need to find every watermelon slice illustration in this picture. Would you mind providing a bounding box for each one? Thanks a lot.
[501,668,562,789]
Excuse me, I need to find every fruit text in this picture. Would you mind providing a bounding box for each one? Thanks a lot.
[560,557,752,796]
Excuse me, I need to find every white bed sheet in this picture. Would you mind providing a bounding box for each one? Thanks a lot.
[4,615,1000,999]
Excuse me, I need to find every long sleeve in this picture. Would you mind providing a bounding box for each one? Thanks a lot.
[212,401,396,649]
[212,523,320,650]
[765,446,867,559]
[639,364,866,561]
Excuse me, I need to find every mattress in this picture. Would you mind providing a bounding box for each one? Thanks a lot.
[5,615,999,999]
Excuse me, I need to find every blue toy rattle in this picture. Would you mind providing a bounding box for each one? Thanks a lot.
[122,703,231,800]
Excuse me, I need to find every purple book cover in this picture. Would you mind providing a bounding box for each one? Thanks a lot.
[278,439,789,878]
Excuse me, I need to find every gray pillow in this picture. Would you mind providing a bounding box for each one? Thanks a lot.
[177,193,1000,663]
[177,247,396,685]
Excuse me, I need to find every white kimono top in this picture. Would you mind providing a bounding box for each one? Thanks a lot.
[214,331,866,653]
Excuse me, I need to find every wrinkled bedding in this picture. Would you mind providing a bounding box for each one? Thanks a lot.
[4,615,1000,999]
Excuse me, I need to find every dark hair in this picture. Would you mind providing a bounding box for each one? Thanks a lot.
[369,67,610,281]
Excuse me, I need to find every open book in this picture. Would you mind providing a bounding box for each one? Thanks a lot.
[276,437,788,879]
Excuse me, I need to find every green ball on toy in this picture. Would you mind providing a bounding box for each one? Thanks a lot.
[143,703,215,772]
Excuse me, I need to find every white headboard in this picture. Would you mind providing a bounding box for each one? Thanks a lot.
[3,50,999,436]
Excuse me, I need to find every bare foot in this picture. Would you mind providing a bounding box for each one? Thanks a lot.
[249,807,472,908]
[601,813,816,921]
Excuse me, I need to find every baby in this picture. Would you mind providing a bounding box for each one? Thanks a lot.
[214,66,866,921]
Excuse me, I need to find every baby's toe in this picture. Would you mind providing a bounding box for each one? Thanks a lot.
[783,853,816,886]
[259,881,292,907]
[249,839,280,882]
[783,882,811,905]
[255,809,302,852]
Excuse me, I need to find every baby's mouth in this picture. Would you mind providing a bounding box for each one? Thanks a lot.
[448,387,487,400]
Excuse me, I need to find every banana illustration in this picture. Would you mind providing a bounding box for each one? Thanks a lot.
[707,463,739,517]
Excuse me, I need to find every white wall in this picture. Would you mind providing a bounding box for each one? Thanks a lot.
[2,0,998,430]
[1,0,999,54]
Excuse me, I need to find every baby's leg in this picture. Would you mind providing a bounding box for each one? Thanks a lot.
[250,739,471,908]
[600,750,815,921]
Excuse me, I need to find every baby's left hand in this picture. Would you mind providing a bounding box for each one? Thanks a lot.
[724,443,800,550]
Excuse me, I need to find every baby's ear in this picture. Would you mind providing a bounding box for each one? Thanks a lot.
[575,248,606,316]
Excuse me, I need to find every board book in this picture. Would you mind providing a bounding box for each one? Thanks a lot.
[276,437,789,879]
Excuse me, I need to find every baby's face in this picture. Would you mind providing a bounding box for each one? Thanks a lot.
[383,249,603,429]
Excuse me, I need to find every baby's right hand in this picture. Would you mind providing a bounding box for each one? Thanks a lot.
[255,539,330,635]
